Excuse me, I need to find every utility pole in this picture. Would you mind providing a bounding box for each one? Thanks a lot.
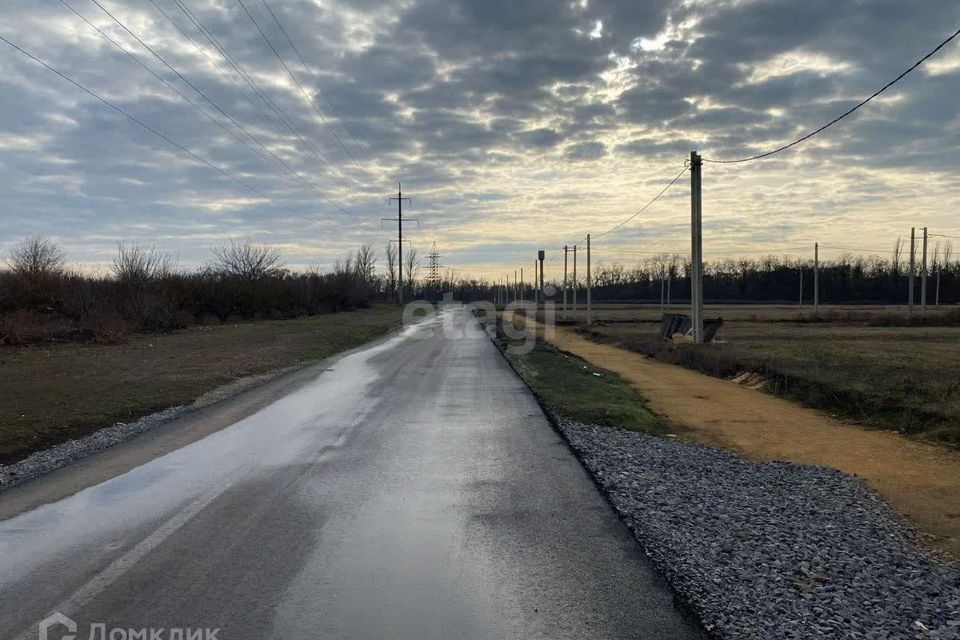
[533,260,537,304]
[667,265,672,309]
[520,267,524,302]
[690,151,704,344]
[514,270,518,302]
[586,234,592,326]
[814,243,819,315]
[385,183,414,305]
[921,227,928,320]
[936,270,941,306]
[538,250,545,306]
[660,276,665,313]
[563,246,569,318]
[799,266,804,307]
[572,245,578,320]
[909,227,916,320]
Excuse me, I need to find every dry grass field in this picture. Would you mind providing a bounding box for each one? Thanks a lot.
[0,305,404,465]
[556,303,960,445]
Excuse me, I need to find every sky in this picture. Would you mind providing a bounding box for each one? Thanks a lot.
[0,0,959,279]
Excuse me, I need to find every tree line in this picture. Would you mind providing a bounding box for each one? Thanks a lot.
[583,245,958,305]
[5,234,957,345]
[0,237,388,345]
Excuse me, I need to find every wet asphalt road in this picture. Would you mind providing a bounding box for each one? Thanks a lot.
[0,307,701,639]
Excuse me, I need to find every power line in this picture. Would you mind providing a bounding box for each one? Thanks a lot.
[703,25,960,164]
[147,0,278,126]
[0,34,331,226]
[592,165,689,238]
[260,0,372,166]
[819,243,898,253]
[235,0,365,173]
[163,0,362,194]
[255,0,371,171]
[596,245,812,256]
[57,0,359,223]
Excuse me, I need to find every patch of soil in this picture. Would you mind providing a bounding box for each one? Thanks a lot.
[541,323,960,559]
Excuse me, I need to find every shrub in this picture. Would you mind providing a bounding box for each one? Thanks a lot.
[0,310,74,345]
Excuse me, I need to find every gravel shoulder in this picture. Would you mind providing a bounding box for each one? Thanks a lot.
[540,323,960,559]
[558,419,960,640]
[487,318,960,639]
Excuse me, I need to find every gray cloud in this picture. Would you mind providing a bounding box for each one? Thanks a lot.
[0,0,957,275]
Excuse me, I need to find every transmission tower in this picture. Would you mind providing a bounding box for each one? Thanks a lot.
[426,242,446,286]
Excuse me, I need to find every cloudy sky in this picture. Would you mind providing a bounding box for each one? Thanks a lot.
[1,0,959,278]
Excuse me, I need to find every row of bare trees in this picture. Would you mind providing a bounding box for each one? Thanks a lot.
[0,237,392,345]
[580,247,959,305]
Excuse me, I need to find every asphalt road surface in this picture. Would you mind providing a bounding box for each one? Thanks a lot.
[0,306,701,640]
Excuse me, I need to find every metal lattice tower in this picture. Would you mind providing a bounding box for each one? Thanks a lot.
[427,242,445,286]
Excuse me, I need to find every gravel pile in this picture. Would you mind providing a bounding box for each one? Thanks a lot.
[557,419,960,639]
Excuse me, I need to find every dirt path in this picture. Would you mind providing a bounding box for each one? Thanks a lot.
[540,324,960,558]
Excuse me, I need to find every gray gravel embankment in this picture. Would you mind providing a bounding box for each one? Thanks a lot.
[557,419,960,640]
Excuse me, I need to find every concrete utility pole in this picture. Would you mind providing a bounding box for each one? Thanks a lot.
[385,183,413,305]
[586,234,592,326]
[921,227,928,320]
[533,260,538,304]
[814,243,819,315]
[538,250,545,306]
[563,246,569,318]
[909,227,916,320]
[520,267,524,302]
[572,245,578,319]
[799,266,804,307]
[690,151,704,344]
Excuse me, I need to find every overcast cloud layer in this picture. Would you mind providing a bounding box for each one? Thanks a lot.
[1,0,959,277]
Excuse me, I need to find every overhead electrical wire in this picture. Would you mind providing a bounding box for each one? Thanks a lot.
[259,0,372,166]
[592,165,689,238]
[236,0,367,173]
[0,34,337,226]
[57,0,360,223]
[161,0,363,194]
[147,0,278,127]
[539,164,690,265]
[703,25,960,164]
[819,243,900,253]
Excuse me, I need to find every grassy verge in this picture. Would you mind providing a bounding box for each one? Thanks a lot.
[492,317,663,434]
[0,304,404,465]
[579,321,960,446]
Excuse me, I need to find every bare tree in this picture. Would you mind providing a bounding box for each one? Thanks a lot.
[385,242,398,296]
[355,244,377,283]
[210,239,284,281]
[111,244,173,285]
[892,237,904,276]
[404,246,420,291]
[9,236,65,278]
